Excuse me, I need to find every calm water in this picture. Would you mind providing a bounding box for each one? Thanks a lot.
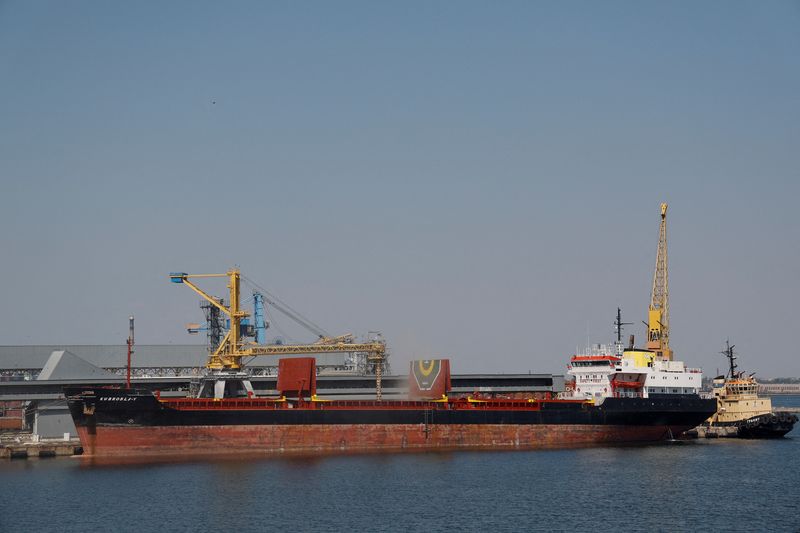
[2,397,799,533]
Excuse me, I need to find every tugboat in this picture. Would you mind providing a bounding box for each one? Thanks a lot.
[705,341,797,438]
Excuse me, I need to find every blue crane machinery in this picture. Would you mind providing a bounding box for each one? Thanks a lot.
[187,292,267,347]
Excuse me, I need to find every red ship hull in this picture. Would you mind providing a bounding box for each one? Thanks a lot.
[76,423,687,458]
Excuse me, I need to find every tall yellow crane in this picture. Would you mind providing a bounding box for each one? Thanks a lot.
[169,269,388,398]
[646,203,673,361]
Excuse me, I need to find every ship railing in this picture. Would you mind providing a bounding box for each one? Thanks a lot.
[163,397,577,411]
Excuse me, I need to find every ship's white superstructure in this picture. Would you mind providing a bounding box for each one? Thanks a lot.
[644,358,702,396]
[566,341,702,400]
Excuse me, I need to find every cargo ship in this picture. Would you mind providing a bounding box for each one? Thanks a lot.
[66,362,716,458]
[65,269,716,458]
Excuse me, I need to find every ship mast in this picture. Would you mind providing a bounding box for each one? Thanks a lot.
[721,340,738,379]
[647,203,672,360]
[614,307,632,354]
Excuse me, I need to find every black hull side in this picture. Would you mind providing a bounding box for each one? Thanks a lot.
[66,388,717,432]
[735,412,797,439]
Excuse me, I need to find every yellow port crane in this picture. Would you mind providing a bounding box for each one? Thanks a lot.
[169,269,388,398]
[646,203,673,361]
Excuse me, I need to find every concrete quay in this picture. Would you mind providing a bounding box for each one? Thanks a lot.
[1,434,83,459]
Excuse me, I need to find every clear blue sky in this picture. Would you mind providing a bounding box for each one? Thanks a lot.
[1,1,798,377]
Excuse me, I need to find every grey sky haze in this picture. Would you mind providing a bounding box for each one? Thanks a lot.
[1,1,798,377]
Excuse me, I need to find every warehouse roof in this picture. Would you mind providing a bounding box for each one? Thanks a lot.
[38,350,122,381]
[0,345,352,370]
